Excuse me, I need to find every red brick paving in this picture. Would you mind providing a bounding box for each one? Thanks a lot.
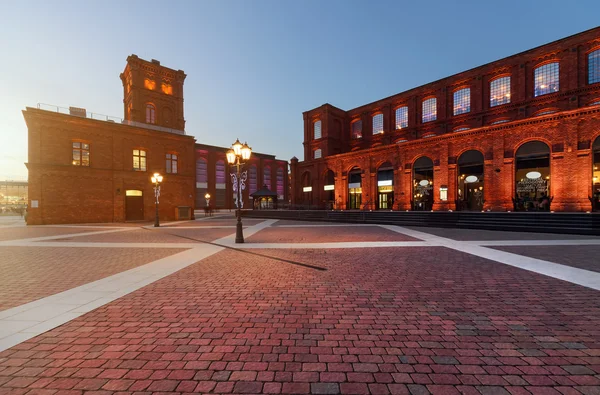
[490,246,600,273]
[405,227,599,241]
[0,247,185,311]
[50,229,199,244]
[169,219,266,227]
[246,226,419,243]
[163,228,240,242]
[0,227,100,242]
[1,246,599,394]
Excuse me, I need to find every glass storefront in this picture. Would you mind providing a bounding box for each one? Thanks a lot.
[348,168,362,209]
[323,170,335,209]
[413,157,434,211]
[514,141,551,211]
[301,172,312,207]
[377,165,394,210]
[593,137,600,211]
[457,150,484,211]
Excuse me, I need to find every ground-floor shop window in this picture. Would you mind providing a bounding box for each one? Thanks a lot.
[514,141,551,211]
[457,150,484,211]
[413,157,433,211]
[348,168,362,209]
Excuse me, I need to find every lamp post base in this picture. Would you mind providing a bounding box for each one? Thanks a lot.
[154,201,160,227]
[235,209,244,243]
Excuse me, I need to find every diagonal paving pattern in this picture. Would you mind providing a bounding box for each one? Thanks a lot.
[0,215,599,394]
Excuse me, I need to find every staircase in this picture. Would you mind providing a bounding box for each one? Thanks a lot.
[242,210,600,236]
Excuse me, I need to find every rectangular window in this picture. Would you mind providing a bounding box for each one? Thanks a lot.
[133,149,147,171]
[372,113,383,134]
[314,120,322,140]
[351,120,362,139]
[166,153,178,174]
[422,98,437,123]
[72,142,90,166]
[589,50,600,85]
[534,62,559,97]
[314,149,322,159]
[490,76,511,107]
[395,106,408,129]
[453,88,470,116]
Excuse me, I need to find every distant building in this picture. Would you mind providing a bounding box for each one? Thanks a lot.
[24,55,287,225]
[0,181,28,210]
[292,27,600,212]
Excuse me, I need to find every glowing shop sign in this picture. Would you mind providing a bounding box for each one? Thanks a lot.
[465,175,478,183]
[419,180,429,187]
[302,186,312,192]
[323,185,334,191]
[526,171,542,179]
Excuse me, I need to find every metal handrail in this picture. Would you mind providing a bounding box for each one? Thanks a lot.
[36,103,185,135]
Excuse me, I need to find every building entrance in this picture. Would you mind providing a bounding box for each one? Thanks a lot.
[348,168,362,209]
[514,141,551,211]
[377,164,394,210]
[457,150,484,211]
[125,190,144,221]
[412,157,433,211]
[593,136,600,211]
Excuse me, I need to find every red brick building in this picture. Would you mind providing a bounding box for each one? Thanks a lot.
[24,55,288,225]
[291,27,600,212]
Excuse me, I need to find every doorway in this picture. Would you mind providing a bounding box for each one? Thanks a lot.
[125,190,144,221]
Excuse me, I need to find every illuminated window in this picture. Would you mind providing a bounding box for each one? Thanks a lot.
[166,153,178,174]
[453,88,471,116]
[490,77,511,107]
[277,168,284,199]
[534,63,559,97]
[395,106,408,129]
[161,83,173,95]
[133,149,146,171]
[72,142,90,166]
[264,166,271,188]
[372,113,383,134]
[351,120,362,139]
[146,104,156,124]
[422,98,437,123]
[314,120,322,139]
[314,149,322,159]
[590,50,600,84]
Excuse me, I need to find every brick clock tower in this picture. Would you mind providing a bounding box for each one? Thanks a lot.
[120,54,187,131]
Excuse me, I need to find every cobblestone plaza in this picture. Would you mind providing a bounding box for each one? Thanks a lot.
[1,215,599,394]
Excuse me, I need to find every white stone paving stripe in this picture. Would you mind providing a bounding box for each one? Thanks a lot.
[238,241,432,249]
[213,219,278,245]
[0,241,201,249]
[0,244,224,352]
[0,227,135,245]
[381,224,600,291]
[274,224,380,228]
[472,239,600,246]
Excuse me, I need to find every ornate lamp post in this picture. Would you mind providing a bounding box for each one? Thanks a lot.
[226,138,252,243]
[204,193,211,217]
[151,172,163,227]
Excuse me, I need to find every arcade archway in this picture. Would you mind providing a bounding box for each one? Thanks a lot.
[457,150,484,211]
[515,141,551,211]
[412,157,434,211]
[377,162,394,209]
[348,167,362,209]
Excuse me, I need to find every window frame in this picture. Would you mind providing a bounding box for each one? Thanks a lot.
[314,148,322,159]
[372,113,384,135]
[166,153,178,174]
[313,120,322,140]
[395,106,408,129]
[422,97,437,123]
[133,149,147,171]
[489,75,511,107]
[145,103,156,124]
[351,119,362,139]
[72,141,90,167]
[533,61,560,97]
[589,48,600,85]
[453,87,471,116]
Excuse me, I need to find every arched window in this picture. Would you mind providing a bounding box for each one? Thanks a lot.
[457,150,485,211]
[351,119,362,139]
[196,158,208,183]
[412,157,434,211]
[589,50,600,85]
[314,149,322,159]
[395,106,408,129]
[372,113,383,134]
[249,165,258,195]
[490,76,511,107]
[592,137,600,211]
[145,104,156,124]
[314,120,322,140]
[276,168,284,200]
[263,166,271,189]
[454,127,470,132]
[453,88,471,116]
[422,98,437,123]
[534,63,559,97]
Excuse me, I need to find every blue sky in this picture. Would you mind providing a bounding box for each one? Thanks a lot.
[1,0,599,180]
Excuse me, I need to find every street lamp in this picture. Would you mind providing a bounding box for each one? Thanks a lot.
[151,172,163,227]
[226,139,252,243]
[204,193,211,217]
